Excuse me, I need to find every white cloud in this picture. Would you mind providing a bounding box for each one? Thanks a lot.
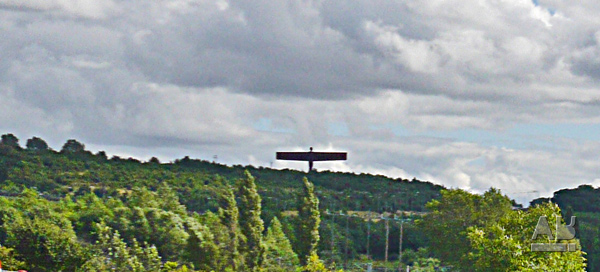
[0,0,117,19]
[364,20,442,73]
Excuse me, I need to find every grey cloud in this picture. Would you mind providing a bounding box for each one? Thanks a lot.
[3,0,600,205]
[0,0,117,19]
[2,0,598,103]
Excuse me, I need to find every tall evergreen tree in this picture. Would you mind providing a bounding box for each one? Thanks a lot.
[184,219,220,271]
[296,177,321,265]
[238,171,266,271]
[264,217,299,271]
[218,186,243,270]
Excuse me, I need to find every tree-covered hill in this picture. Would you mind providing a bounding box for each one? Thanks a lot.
[0,134,445,271]
[0,133,588,271]
[0,134,444,216]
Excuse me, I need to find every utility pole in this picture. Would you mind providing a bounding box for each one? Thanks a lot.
[393,215,411,272]
[385,218,389,272]
[325,209,337,265]
[376,214,412,272]
[324,211,410,271]
[331,211,336,257]
[366,212,371,260]
[345,212,350,269]
[399,221,403,272]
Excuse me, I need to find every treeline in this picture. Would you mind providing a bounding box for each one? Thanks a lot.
[0,135,328,271]
[0,134,589,271]
[0,134,443,212]
[0,134,442,262]
[0,134,442,271]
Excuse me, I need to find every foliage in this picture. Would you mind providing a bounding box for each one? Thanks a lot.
[264,217,299,271]
[1,134,21,150]
[238,170,266,271]
[5,207,85,271]
[218,186,244,270]
[11,134,589,271]
[410,257,441,271]
[183,218,220,271]
[419,188,512,268]
[530,184,600,270]
[575,212,600,271]
[81,223,145,271]
[422,189,586,272]
[296,177,321,265]
[61,139,86,154]
[467,202,586,271]
[298,252,343,272]
[0,246,26,270]
[26,136,49,151]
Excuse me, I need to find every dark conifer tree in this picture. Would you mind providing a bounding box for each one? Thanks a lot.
[238,171,266,271]
[264,216,299,271]
[296,177,321,265]
[218,186,243,270]
[184,219,220,271]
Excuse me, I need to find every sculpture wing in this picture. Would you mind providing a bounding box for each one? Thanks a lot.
[312,152,347,161]
[276,152,310,161]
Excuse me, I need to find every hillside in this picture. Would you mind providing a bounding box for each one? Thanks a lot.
[0,134,445,271]
[0,136,444,215]
[0,134,588,271]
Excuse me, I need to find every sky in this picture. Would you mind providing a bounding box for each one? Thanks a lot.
[2,0,600,205]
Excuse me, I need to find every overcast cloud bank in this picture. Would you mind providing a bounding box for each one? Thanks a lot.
[2,0,600,204]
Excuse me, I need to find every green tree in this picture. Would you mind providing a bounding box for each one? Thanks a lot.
[183,218,220,271]
[0,246,27,271]
[25,136,49,151]
[418,188,512,269]
[467,202,586,271]
[61,139,85,153]
[218,186,244,270]
[264,217,299,271]
[132,239,162,271]
[1,133,21,149]
[576,211,600,271]
[299,252,342,272]
[149,157,161,164]
[238,170,266,271]
[134,208,188,260]
[296,177,321,265]
[72,193,114,241]
[5,216,85,271]
[156,182,187,215]
[410,257,441,272]
[80,223,146,271]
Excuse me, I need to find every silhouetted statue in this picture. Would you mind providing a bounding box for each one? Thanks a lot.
[276,147,347,172]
